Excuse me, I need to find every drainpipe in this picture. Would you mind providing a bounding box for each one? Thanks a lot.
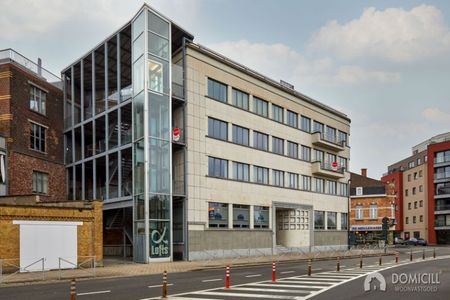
[347,179,352,250]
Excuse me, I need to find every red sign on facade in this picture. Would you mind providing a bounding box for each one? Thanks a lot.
[331,161,338,169]
[173,127,181,142]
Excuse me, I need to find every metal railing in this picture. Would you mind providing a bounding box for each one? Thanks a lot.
[313,131,346,147]
[58,256,96,280]
[435,172,450,180]
[0,258,45,284]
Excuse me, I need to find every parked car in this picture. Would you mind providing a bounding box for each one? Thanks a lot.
[404,238,428,246]
[394,237,405,245]
[417,238,428,246]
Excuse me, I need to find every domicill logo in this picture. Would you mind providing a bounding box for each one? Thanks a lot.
[364,272,387,292]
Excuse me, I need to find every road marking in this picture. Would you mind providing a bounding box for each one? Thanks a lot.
[202,278,222,282]
[197,291,301,299]
[148,283,174,288]
[77,290,111,296]
[281,271,296,274]
[232,287,311,294]
[277,280,334,285]
[245,274,262,278]
[286,277,342,282]
[250,283,325,289]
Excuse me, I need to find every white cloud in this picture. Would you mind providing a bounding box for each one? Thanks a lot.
[308,5,450,63]
[422,107,450,123]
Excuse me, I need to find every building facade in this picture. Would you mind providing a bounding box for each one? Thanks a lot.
[382,132,450,244]
[62,4,351,263]
[0,49,65,202]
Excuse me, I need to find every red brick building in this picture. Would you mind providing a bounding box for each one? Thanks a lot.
[0,49,65,202]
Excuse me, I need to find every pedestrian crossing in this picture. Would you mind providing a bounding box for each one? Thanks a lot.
[166,262,401,300]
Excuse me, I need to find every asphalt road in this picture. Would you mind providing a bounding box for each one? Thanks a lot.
[0,246,448,300]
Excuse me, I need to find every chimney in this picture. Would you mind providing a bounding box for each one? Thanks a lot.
[37,58,42,76]
[361,168,367,177]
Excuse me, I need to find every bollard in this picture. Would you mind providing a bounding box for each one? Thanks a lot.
[410,250,413,261]
[307,259,312,276]
[422,249,425,260]
[225,265,230,289]
[337,257,340,272]
[272,261,276,282]
[379,255,382,266]
[359,254,363,269]
[162,270,168,299]
[70,278,76,300]
[395,252,399,264]
[433,248,436,259]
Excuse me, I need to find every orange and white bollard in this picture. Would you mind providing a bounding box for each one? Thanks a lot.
[410,250,413,261]
[433,248,436,259]
[70,278,76,300]
[225,265,230,289]
[307,259,312,276]
[162,270,168,299]
[337,257,340,272]
[272,261,276,282]
[395,252,399,264]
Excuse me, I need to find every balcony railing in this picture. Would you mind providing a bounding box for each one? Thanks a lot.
[435,172,450,180]
[435,204,450,211]
[319,161,345,174]
[436,187,450,196]
[435,155,450,164]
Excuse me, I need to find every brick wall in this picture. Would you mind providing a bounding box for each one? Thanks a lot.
[350,195,394,227]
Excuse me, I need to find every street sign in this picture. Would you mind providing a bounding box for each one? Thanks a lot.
[331,161,338,170]
[173,127,181,142]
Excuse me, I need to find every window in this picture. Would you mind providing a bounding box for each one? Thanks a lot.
[339,183,348,196]
[314,211,325,230]
[30,85,46,115]
[413,216,416,224]
[233,162,249,182]
[208,202,228,228]
[30,122,46,152]
[314,149,324,163]
[272,136,284,155]
[341,213,348,230]
[208,157,228,178]
[417,158,421,165]
[414,172,418,180]
[253,131,268,151]
[272,170,284,187]
[301,146,311,161]
[287,141,298,159]
[325,126,337,143]
[338,156,348,170]
[369,204,378,219]
[419,170,423,177]
[302,175,311,191]
[435,150,450,164]
[414,201,417,209]
[272,104,283,122]
[301,115,311,132]
[287,110,298,128]
[355,205,363,220]
[253,97,268,117]
[313,121,324,136]
[408,174,411,182]
[420,200,423,207]
[338,131,347,145]
[207,78,227,102]
[232,125,249,146]
[435,166,450,180]
[32,171,48,194]
[314,178,324,193]
[254,166,269,184]
[325,153,337,165]
[232,88,249,110]
[288,173,299,189]
[208,117,227,141]
[405,189,409,196]
[327,180,337,195]
[436,182,450,195]
[420,215,423,222]
[233,204,249,228]
[408,202,411,210]
[254,206,269,228]
[327,212,337,230]
[148,60,164,93]
[408,161,415,169]
[419,185,423,192]
[405,217,409,224]
[412,187,416,195]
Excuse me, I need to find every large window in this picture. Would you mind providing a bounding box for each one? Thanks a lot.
[301,115,311,132]
[208,202,228,228]
[253,131,268,151]
[30,122,46,152]
[338,130,348,145]
[435,150,450,164]
[301,146,311,161]
[314,149,324,163]
[232,88,249,110]
[302,175,311,191]
[233,204,250,228]
[272,170,284,187]
[326,126,337,143]
[148,60,165,94]
[313,121,324,136]
[254,166,269,184]
[341,213,348,230]
[288,173,299,189]
[315,178,324,193]
[30,85,46,115]
[339,183,348,196]
[254,206,269,228]
[208,157,228,178]
[369,204,378,219]
[32,171,48,194]
[338,156,347,170]
[207,78,227,102]
[314,211,325,230]
[436,182,450,195]
[272,104,283,123]
[287,141,298,159]
[208,117,228,141]
[272,136,284,155]
[253,97,268,117]
[287,110,298,128]
[436,166,450,180]
[232,125,249,146]
[327,180,337,195]
[327,212,337,230]
[355,205,363,220]
[233,162,249,182]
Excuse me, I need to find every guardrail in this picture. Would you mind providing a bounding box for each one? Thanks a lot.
[0,258,45,284]
[58,256,96,280]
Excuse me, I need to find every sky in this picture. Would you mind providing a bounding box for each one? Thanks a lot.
[1,0,450,179]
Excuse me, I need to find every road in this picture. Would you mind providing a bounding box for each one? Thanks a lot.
[0,246,448,300]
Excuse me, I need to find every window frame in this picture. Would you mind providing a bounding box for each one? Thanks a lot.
[232,88,249,110]
[208,156,228,178]
[253,97,268,117]
[232,124,249,146]
[207,78,227,102]
[30,122,47,153]
[32,171,48,195]
[207,117,228,141]
[29,84,47,115]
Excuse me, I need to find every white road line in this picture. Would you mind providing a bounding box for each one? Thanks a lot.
[232,287,311,294]
[281,271,296,274]
[287,277,343,282]
[148,283,174,288]
[311,274,355,278]
[170,297,222,300]
[202,278,222,282]
[277,280,335,285]
[77,290,111,296]
[197,291,301,299]
[245,274,262,278]
[250,283,325,289]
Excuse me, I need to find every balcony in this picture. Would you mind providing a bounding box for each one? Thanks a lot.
[312,161,345,179]
[172,63,184,100]
[312,131,345,152]
[435,155,450,166]
[435,172,450,182]
[435,186,450,199]
[435,204,450,214]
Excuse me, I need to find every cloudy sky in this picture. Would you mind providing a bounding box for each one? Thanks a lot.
[1,0,450,178]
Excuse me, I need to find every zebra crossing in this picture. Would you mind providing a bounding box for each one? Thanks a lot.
[163,262,401,300]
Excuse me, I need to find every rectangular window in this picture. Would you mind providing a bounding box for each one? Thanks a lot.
[406,189,409,196]
[314,149,324,163]
[301,115,311,132]
[254,166,269,184]
[314,178,324,193]
[287,141,298,159]
[208,157,228,178]
[208,117,228,141]
[288,173,299,189]
[253,131,268,151]
[413,187,416,195]
[420,200,423,207]
[414,201,417,209]
[254,206,269,228]
[207,78,227,102]
[313,121,324,136]
[30,122,46,152]
[406,217,409,224]
[272,136,284,155]
[233,204,249,228]
[369,204,378,219]
[301,145,311,161]
[413,216,416,224]
[355,205,363,220]
[314,210,325,230]
[435,150,450,164]
[272,104,284,123]
[435,166,450,180]
[208,202,228,228]
[327,180,337,195]
[272,170,284,187]
[341,213,348,230]
[30,85,46,115]
[232,88,249,110]
[338,130,347,145]
[420,215,423,222]
[302,175,311,191]
[253,97,268,117]
[408,202,411,210]
[325,126,337,143]
[233,162,249,182]
[287,110,298,128]
[414,172,418,180]
[232,125,249,146]
[338,156,348,170]
[339,183,348,196]
[32,171,48,194]
[327,212,337,230]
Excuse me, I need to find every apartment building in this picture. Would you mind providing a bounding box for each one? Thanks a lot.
[382,132,450,244]
[0,49,65,201]
[62,4,351,263]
